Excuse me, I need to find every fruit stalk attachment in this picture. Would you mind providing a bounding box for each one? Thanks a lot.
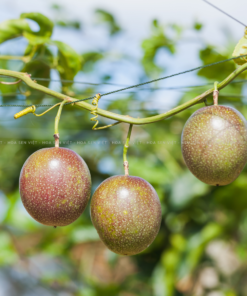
[123,124,133,176]
[213,81,219,105]
[54,100,66,148]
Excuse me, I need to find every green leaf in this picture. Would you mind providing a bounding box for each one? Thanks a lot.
[23,44,54,68]
[21,12,54,37]
[95,9,121,35]
[23,31,51,45]
[127,156,172,185]
[141,22,180,77]
[194,22,203,31]
[0,19,31,44]
[81,51,104,72]
[56,20,81,30]
[0,12,53,46]
[198,46,236,80]
[51,40,82,85]
[21,59,51,101]
[232,35,247,65]
[181,223,223,274]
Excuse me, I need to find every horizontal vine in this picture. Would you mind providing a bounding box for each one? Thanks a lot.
[1,63,247,125]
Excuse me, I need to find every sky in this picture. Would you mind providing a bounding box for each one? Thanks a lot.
[1,0,246,43]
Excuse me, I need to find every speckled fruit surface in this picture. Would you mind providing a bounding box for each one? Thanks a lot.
[90,175,162,256]
[19,147,91,226]
[181,105,247,186]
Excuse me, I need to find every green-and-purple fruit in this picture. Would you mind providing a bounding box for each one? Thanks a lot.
[181,105,247,186]
[19,147,91,226]
[90,175,162,256]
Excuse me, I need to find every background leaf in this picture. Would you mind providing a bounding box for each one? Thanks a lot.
[51,40,82,87]
[0,19,31,44]
[21,12,54,37]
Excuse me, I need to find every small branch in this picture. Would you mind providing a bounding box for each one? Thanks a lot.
[0,79,21,85]
[0,47,37,63]
[0,55,28,62]
[55,101,66,134]
[123,124,133,175]
[54,101,66,147]
[0,63,247,125]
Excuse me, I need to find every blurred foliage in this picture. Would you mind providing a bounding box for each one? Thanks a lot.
[56,20,81,30]
[81,52,104,72]
[0,12,81,93]
[141,20,182,77]
[0,8,247,296]
[194,22,203,31]
[95,9,121,35]
[198,46,236,81]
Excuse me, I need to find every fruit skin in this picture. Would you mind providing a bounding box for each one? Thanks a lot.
[90,175,162,256]
[181,105,247,186]
[19,147,91,226]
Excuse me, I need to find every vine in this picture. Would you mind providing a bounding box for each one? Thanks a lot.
[1,63,247,127]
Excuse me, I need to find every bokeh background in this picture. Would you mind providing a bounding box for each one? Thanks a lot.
[1,0,247,295]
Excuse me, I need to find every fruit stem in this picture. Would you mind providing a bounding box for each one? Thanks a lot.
[54,133,59,148]
[54,100,67,147]
[123,124,133,175]
[213,81,219,105]
[123,161,129,176]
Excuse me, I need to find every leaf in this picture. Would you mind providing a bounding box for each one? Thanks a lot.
[232,35,247,65]
[0,19,31,44]
[21,12,54,37]
[95,9,121,35]
[51,40,82,85]
[81,52,104,72]
[21,60,51,101]
[194,22,203,31]
[127,156,172,185]
[0,12,53,46]
[23,44,54,68]
[56,20,81,30]
[141,22,179,77]
[180,223,223,276]
[215,173,247,214]
[23,31,51,45]
[35,45,55,68]
[198,46,236,80]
